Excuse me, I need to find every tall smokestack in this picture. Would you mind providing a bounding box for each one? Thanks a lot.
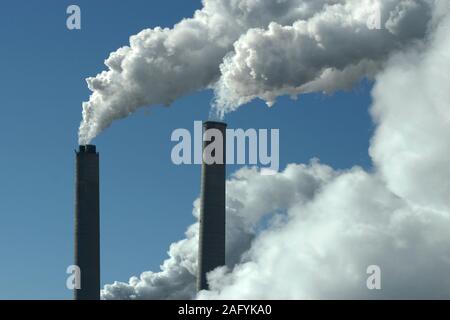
[197,121,227,291]
[74,145,100,300]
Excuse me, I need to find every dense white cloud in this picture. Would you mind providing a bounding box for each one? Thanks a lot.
[101,0,450,299]
[201,169,450,299]
[79,0,436,143]
[213,0,433,115]
[101,161,337,299]
[369,8,450,213]
[101,222,198,300]
[79,0,332,144]
[201,4,450,298]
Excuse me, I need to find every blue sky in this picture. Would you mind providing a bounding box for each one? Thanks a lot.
[0,1,374,299]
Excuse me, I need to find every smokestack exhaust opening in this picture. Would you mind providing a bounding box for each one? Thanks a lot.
[197,121,227,291]
[78,144,97,154]
[74,144,100,300]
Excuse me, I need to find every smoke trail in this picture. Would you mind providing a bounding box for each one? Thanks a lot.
[199,9,450,298]
[212,0,432,115]
[102,162,334,299]
[79,0,331,144]
[101,198,257,299]
[79,0,434,143]
[100,0,450,299]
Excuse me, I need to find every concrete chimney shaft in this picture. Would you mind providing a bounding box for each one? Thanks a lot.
[197,121,227,291]
[74,145,100,300]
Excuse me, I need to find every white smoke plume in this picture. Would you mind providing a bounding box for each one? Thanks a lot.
[101,0,450,299]
[197,11,450,298]
[102,200,256,300]
[79,0,435,143]
[213,0,436,115]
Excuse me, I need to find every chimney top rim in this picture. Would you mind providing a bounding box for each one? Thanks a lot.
[78,144,97,154]
[204,121,227,127]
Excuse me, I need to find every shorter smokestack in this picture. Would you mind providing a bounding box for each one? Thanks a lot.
[74,144,100,300]
[197,121,227,291]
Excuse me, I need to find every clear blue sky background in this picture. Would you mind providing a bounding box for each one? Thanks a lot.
[0,1,374,299]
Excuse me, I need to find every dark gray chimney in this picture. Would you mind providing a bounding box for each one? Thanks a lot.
[74,145,100,300]
[197,121,226,291]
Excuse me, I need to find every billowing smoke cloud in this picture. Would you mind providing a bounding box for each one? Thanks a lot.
[101,0,450,299]
[79,0,435,143]
[102,161,337,299]
[213,0,433,114]
[197,11,450,298]
[101,222,198,300]
[79,0,329,144]
[102,196,257,299]
[100,1,450,299]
